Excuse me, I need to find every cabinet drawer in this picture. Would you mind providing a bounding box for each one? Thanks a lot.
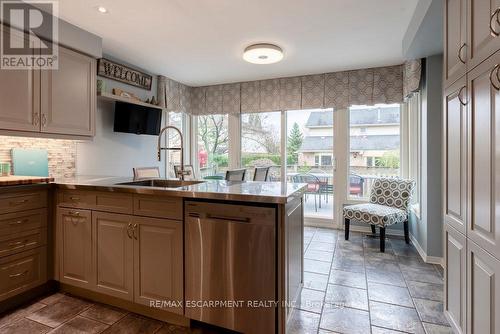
[0,190,47,215]
[0,228,46,258]
[0,247,47,302]
[95,192,133,214]
[0,209,47,238]
[58,190,96,209]
[133,196,182,220]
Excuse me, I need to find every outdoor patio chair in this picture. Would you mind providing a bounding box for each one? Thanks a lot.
[253,166,270,181]
[292,173,322,212]
[225,168,247,181]
[133,167,160,180]
[343,177,415,252]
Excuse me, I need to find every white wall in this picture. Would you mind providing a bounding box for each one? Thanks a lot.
[76,56,168,177]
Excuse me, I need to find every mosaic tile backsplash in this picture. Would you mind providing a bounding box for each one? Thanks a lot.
[0,136,76,179]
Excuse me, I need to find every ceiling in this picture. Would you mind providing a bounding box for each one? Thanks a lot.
[57,0,420,86]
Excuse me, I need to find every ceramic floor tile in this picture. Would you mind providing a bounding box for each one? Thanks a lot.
[303,271,329,291]
[329,268,366,289]
[312,233,337,244]
[407,281,444,302]
[295,288,325,314]
[0,318,51,334]
[154,324,191,334]
[38,294,66,306]
[371,325,407,333]
[422,322,453,334]
[366,266,406,287]
[49,315,109,334]
[320,304,371,334]
[368,281,414,307]
[331,255,365,273]
[304,249,334,262]
[0,302,47,329]
[325,284,368,311]
[304,258,331,275]
[27,296,92,328]
[101,314,163,334]
[392,245,420,257]
[370,301,424,334]
[307,241,336,252]
[400,266,443,285]
[79,303,127,325]
[286,309,320,334]
[413,299,449,326]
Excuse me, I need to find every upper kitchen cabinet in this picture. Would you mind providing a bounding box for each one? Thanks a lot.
[0,26,40,133]
[467,0,500,71]
[444,0,467,87]
[467,50,500,258]
[41,46,96,136]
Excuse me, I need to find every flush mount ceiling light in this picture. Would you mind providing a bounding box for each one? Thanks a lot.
[243,43,283,64]
[97,6,109,14]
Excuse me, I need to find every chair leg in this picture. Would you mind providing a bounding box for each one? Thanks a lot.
[319,191,322,208]
[314,195,317,212]
[344,218,350,240]
[371,224,376,234]
[404,220,410,244]
[379,227,386,252]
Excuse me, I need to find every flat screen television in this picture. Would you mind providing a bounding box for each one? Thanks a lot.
[113,101,162,135]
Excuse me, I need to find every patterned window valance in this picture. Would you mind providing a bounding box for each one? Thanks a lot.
[158,63,412,116]
[403,59,422,98]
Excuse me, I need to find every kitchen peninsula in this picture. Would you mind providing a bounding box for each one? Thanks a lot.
[0,177,305,334]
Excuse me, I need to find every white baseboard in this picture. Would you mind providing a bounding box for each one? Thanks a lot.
[410,234,444,266]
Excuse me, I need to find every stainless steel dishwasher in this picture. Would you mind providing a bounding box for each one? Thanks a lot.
[184,201,276,334]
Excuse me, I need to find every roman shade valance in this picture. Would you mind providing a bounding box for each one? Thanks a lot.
[158,62,417,116]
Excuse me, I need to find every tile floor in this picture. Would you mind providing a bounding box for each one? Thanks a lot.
[292,227,451,334]
[0,227,450,334]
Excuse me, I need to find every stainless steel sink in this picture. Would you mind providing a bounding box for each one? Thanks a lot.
[116,179,205,188]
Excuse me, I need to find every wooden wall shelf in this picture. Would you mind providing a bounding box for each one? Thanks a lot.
[97,91,166,112]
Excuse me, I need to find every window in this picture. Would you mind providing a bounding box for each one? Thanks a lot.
[196,114,229,178]
[241,112,282,181]
[166,112,185,178]
[349,104,402,198]
[408,92,421,216]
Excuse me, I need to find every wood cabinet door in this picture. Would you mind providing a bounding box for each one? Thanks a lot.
[93,212,133,301]
[444,75,468,235]
[467,239,500,334]
[467,0,500,70]
[444,223,467,334]
[0,26,40,132]
[445,0,467,87]
[58,208,93,288]
[40,46,95,136]
[133,216,183,315]
[468,51,500,258]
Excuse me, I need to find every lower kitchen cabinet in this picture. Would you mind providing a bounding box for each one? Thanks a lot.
[444,223,467,334]
[467,239,500,334]
[93,212,134,301]
[133,216,183,314]
[58,208,93,289]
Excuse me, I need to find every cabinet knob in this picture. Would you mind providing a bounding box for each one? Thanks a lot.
[33,112,39,126]
[41,114,47,127]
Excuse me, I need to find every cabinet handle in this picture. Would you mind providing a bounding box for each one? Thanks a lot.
[8,240,27,248]
[133,223,138,240]
[69,196,80,201]
[127,223,133,239]
[9,199,28,206]
[458,43,466,64]
[8,219,27,226]
[458,86,468,105]
[490,64,500,90]
[41,114,47,127]
[9,270,28,278]
[491,8,500,36]
[68,211,80,216]
[33,112,39,126]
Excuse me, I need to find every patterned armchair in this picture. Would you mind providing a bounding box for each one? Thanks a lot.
[343,177,415,252]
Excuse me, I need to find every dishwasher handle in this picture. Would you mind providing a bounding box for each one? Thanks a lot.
[187,212,250,223]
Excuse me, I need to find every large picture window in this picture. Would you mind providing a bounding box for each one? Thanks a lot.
[196,114,229,178]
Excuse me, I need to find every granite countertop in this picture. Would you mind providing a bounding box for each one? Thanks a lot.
[52,175,307,204]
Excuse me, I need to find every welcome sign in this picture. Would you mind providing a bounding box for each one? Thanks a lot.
[97,58,152,90]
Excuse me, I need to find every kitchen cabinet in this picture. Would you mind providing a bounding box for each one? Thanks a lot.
[468,51,500,259]
[133,216,183,314]
[444,223,467,334]
[467,0,500,70]
[0,26,40,132]
[443,75,468,235]
[93,212,133,301]
[467,239,500,334]
[41,46,96,136]
[58,208,93,289]
[444,0,467,87]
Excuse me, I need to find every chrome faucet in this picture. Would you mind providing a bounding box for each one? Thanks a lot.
[157,125,186,180]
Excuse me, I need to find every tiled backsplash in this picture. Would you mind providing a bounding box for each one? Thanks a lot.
[0,136,76,179]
